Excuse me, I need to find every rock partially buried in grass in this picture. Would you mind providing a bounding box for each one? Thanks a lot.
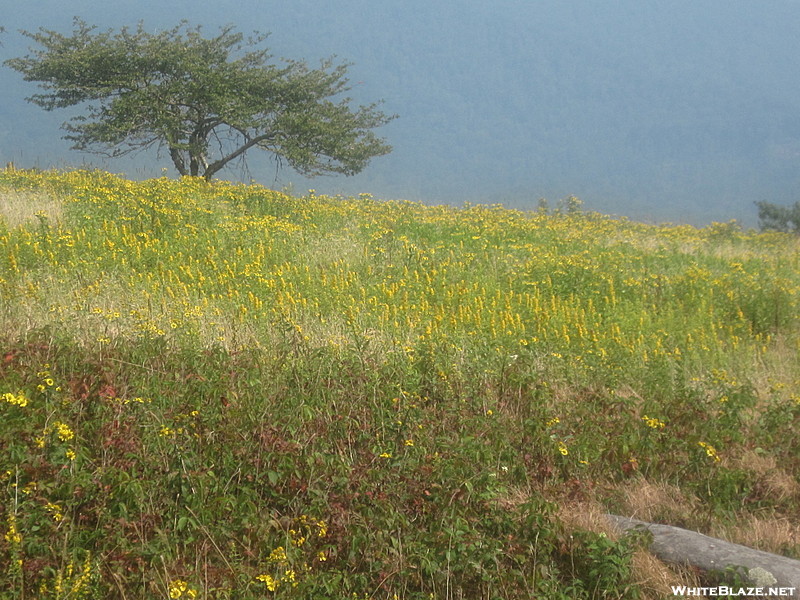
[607,514,800,588]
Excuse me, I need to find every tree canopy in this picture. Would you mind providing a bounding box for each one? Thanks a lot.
[755,200,800,234]
[5,19,396,180]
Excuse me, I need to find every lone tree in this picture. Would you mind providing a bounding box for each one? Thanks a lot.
[755,200,800,234]
[5,19,395,180]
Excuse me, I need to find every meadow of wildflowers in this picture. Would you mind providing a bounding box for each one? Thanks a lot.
[0,168,798,598]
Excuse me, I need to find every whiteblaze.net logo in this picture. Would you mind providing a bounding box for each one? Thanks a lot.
[671,586,797,597]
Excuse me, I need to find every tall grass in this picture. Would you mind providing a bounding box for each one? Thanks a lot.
[1,168,798,598]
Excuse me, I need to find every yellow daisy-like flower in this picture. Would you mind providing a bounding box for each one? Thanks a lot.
[53,422,75,442]
[167,579,197,598]
[641,415,665,429]
[2,392,28,407]
[256,573,278,591]
[45,502,64,522]
[267,546,287,562]
[698,441,721,462]
[168,580,187,599]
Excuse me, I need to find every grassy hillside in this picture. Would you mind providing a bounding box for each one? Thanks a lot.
[1,168,798,599]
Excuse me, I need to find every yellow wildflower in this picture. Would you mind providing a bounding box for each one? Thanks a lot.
[45,502,64,522]
[256,573,278,591]
[698,441,721,462]
[317,520,327,537]
[641,415,665,429]
[168,579,197,598]
[53,421,74,442]
[2,392,28,407]
[4,513,22,545]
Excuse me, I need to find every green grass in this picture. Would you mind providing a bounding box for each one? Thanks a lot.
[1,168,798,599]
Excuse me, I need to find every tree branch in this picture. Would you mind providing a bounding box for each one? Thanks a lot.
[203,132,274,179]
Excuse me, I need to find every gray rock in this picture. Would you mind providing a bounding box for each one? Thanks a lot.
[607,514,800,588]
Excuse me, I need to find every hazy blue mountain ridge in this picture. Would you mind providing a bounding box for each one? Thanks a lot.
[1,0,799,225]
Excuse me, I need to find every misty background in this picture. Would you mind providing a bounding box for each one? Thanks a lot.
[1,0,799,226]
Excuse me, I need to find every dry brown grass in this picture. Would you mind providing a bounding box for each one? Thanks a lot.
[701,450,800,557]
[615,477,700,527]
[495,486,702,597]
[714,514,800,557]
[608,471,799,572]
[735,450,800,506]
[558,498,701,599]
[0,189,64,228]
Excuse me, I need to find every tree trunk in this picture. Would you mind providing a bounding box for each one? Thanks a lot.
[169,147,188,176]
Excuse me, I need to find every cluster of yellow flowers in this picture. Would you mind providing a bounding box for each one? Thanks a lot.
[641,415,666,429]
[44,501,64,523]
[158,410,200,438]
[253,515,329,591]
[52,421,75,442]
[33,554,98,598]
[256,546,298,591]
[698,441,721,463]
[1,391,28,407]
[1,170,797,383]
[4,512,22,545]
[35,365,61,394]
[290,514,328,542]
[1,168,798,488]
[255,570,296,592]
[0,172,797,360]
[168,579,198,598]
[107,395,152,405]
